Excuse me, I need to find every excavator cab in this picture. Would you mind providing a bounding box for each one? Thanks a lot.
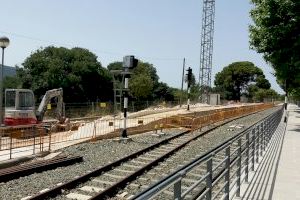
[4,88,65,126]
[4,89,37,126]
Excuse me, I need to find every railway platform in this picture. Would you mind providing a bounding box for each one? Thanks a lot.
[237,104,300,200]
[272,104,300,199]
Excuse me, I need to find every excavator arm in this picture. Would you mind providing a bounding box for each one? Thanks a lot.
[36,88,65,122]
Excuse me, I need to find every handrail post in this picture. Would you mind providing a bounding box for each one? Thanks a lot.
[206,158,213,200]
[245,131,250,182]
[256,126,259,163]
[236,138,242,197]
[0,129,2,150]
[9,132,12,159]
[260,123,263,156]
[265,120,269,146]
[265,120,269,148]
[174,178,182,200]
[225,145,230,200]
[33,126,36,155]
[251,129,255,171]
[48,130,52,151]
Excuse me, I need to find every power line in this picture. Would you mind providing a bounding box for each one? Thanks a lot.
[0,30,184,62]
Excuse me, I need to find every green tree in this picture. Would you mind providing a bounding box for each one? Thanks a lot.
[249,0,300,92]
[20,46,113,102]
[153,82,175,101]
[108,60,164,101]
[129,75,153,100]
[254,88,279,102]
[214,61,269,101]
[256,75,271,89]
[3,76,22,89]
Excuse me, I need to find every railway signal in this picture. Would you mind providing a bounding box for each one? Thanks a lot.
[122,55,138,138]
[186,67,192,111]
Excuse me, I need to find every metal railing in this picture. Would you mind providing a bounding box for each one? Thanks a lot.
[133,106,283,200]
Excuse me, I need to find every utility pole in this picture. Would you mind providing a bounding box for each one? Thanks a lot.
[121,55,138,139]
[180,58,185,108]
[186,67,192,111]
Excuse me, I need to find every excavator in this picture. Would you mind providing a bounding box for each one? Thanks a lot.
[4,88,66,126]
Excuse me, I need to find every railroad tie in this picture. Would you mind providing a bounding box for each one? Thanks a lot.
[123,164,140,169]
[145,153,161,157]
[117,192,128,198]
[138,156,155,161]
[114,168,135,173]
[92,179,114,185]
[188,172,203,178]
[182,178,197,184]
[104,173,126,179]
[126,194,135,200]
[131,160,147,165]
[66,193,92,200]
[79,186,104,193]
[20,196,32,200]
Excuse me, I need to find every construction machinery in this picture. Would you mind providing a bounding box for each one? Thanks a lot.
[4,88,65,126]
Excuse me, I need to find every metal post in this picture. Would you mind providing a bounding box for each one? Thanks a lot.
[9,132,12,159]
[206,158,213,200]
[174,179,182,200]
[256,126,259,163]
[0,47,4,125]
[260,124,263,156]
[48,130,51,151]
[187,86,190,111]
[245,132,250,183]
[180,58,185,108]
[0,37,9,126]
[264,121,268,149]
[284,83,288,122]
[265,120,269,146]
[33,127,36,155]
[122,73,129,138]
[225,146,230,200]
[251,129,255,171]
[236,138,242,197]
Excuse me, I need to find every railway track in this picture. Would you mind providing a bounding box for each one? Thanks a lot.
[132,106,283,200]
[19,106,279,200]
[0,156,83,183]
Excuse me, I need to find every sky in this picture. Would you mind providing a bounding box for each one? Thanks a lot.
[0,0,284,94]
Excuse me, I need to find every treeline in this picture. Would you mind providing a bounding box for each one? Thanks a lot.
[249,0,300,100]
[4,46,281,104]
[3,46,183,103]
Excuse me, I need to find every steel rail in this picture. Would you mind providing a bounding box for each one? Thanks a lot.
[27,106,275,200]
[132,107,282,200]
[0,155,83,183]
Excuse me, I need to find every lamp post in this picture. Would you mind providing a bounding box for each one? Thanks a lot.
[0,36,10,125]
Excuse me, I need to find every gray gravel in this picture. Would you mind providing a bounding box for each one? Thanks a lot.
[0,107,279,200]
[117,107,279,199]
[0,129,182,200]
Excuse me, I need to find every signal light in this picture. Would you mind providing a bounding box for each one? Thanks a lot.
[186,67,192,81]
[123,55,138,69]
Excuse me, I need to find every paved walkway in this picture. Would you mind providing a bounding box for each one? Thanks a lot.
[236,104,300,200]
[272,104,300,199]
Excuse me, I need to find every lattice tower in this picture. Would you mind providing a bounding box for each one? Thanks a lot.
[199,0,215,103]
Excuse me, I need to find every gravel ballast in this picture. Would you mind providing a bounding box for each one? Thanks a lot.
[0,107,279,200]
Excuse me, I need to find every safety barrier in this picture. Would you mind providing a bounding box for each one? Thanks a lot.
[0,103,274,161]
[132,106,283,200]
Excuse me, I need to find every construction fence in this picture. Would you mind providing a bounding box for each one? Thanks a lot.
[0,103,274,161]
[44,101,182,119]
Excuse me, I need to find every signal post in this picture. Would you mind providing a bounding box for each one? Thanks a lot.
[121,55,138,139]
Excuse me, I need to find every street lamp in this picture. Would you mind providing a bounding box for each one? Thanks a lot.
[0,36,10,125]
